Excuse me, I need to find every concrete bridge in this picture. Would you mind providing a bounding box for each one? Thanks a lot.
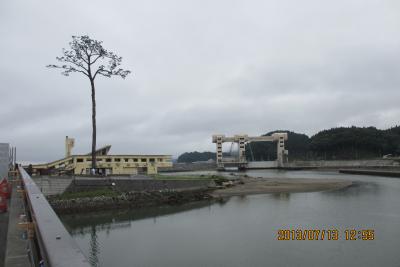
[212,132,289,170]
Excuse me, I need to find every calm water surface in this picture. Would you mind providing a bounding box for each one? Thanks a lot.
[60,170,400,267]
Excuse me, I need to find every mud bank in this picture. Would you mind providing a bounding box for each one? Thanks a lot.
[212,178,352,197]
[49,177,353,214]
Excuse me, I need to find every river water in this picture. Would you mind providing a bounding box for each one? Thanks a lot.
[60,170,400,267]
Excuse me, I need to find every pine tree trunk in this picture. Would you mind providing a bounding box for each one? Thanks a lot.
[90,78,97,171]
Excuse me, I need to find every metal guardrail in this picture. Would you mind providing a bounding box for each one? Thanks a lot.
[18,166,91,267]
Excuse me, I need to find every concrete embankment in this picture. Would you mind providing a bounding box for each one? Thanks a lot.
[286,159,399,169]
[48,178,217,214]
[49,189,213,214]
[65,178,214,193]
[159,162,216,172]
[32,176,73,196]
[339,169,400,177]
[162,159,400,171]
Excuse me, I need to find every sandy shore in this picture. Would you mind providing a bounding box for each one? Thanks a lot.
[212,177,352,197]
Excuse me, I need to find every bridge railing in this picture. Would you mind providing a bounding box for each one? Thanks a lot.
[18,166,91,267]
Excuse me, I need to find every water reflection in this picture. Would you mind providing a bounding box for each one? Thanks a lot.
[271,192,291,200]
[60,171,400,267]
[89,226,99,267]
[61,200,214,234]
[321,181,381,196]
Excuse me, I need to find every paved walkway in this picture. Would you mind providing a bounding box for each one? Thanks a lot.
[0,210,9,267]
[4,183,30,267]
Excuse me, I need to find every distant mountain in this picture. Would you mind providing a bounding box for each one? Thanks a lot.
[177,151,216,163]
[178,126,400,162]
[309,126,400,160]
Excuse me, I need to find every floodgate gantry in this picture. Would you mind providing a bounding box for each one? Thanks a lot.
[212,133,289,170]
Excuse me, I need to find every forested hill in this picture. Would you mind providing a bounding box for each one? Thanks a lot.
[177,151,216,163]
[177,126,400,162]
[309,126,400,160]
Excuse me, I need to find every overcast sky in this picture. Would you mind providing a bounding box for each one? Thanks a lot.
[1,0,400,162]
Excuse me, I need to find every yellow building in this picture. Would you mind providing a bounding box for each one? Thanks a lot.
[29,137,172,176]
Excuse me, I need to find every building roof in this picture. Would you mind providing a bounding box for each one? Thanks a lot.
[85,145,111,156]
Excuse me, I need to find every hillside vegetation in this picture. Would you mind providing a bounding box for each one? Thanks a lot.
[177,126,400,162]
[177,151,216,163]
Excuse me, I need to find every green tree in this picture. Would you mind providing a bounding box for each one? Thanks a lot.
[47,35,131,171]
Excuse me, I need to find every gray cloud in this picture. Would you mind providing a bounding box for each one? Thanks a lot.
[1,0,400,162]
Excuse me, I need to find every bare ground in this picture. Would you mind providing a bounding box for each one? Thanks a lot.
[211,177,352,197]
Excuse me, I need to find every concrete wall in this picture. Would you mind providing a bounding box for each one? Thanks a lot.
[0,143,9,178]
[160,162,216,172]
[33,176,73,196]
[247,161,277,169]
[286,159,399,168]
[163,159,399,171]
[66,179,214,193]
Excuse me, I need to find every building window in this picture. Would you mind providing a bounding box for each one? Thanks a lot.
[77,158,83,163]
[115,158,121,162]
[124,158,129,162]
[141,158,146,162]
[133,158,138,162]
[106,158,112,162]
[149,158,155,162]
